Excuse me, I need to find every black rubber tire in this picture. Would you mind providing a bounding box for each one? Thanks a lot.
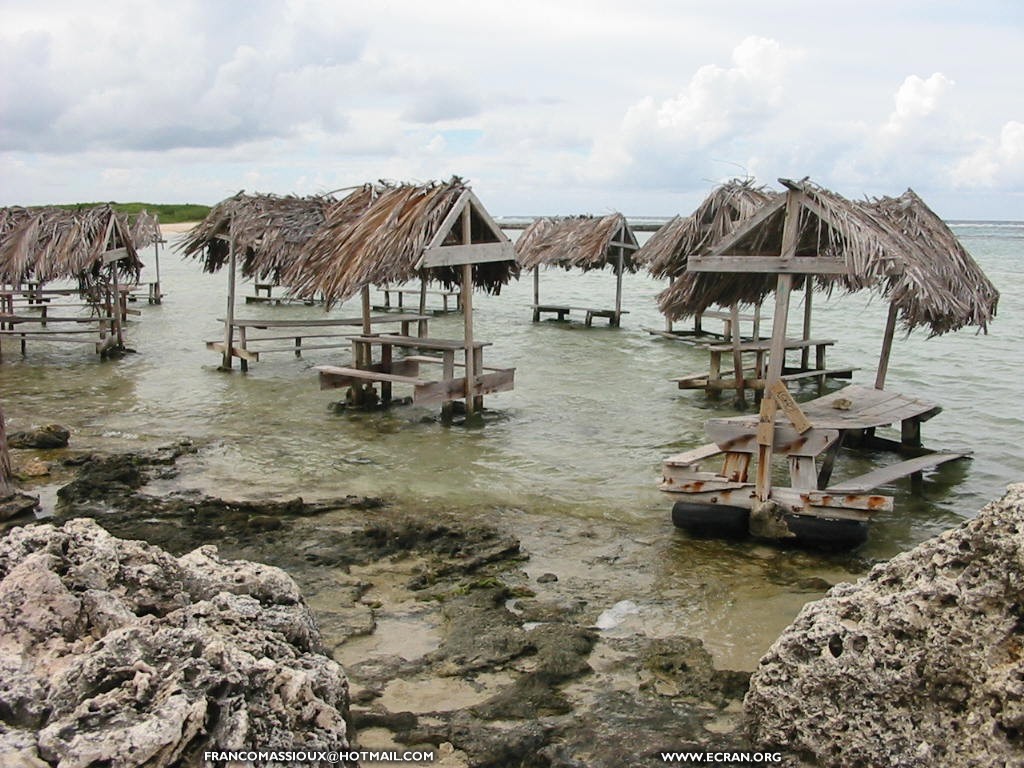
[783,514,869,550]
[671,501,750,539]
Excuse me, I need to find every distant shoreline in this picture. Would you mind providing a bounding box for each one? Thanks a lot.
[160,221,196,234]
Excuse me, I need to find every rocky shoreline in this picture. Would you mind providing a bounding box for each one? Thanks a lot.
[3,443,756,767]
[3,441,1023,766]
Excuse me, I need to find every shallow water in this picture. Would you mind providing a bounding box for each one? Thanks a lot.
[2,222,1022,669]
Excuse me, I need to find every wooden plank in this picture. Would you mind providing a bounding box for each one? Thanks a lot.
[205,342,260,362]
[768,380,812,433]
[663,443,725,467]
[688,255,848,274]
[316,363,429,390]
[413,368,515,405]
[101,247,130,264]
[706,420,839,457]
[351,334,492,351]
[419,241,516,268]
[827,452,970,493]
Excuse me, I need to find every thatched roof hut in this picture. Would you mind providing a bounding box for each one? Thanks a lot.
[660,178,998,337]
[637,180,777,280]
[178,192,336,284]
[514,213,639,274]
[0,204,142,288]
[512,213,638,326]
[282,178,517,305]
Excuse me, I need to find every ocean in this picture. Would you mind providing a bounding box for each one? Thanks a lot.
[1,221,1021,668]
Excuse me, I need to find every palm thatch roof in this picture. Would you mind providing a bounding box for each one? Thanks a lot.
[283,178,517,306]
[514,213,639,274]
[177,192,336,283]
[0,205,142,287]
[130,210,163,250]
[658,178,998,336]
[637,179,777,279]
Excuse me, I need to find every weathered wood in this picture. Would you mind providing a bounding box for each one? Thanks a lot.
[875,301,898,390]
[662,443,726,472]
[415,368,515,406]
[827,451,969,493]
[688,255,848,274]
[222,223,236,369]
[768,380,812,434]
[316,361,426,389]
[461,206,476,415]
[706,421,839,458]
[419,241,516,268]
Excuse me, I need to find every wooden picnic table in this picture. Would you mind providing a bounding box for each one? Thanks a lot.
[207,314,430,371]
[316,333,514,412]
[675,336,855,400]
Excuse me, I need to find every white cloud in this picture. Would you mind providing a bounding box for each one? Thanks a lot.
[882,73,955,136]
[581,36,801,187]
[953,121,1024,188]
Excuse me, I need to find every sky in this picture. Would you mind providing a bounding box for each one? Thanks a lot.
[1,0,1022,219]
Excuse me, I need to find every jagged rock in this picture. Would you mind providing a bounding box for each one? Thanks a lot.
[7,425,70,449]
[745,482,1024,767]
[1,492,40,522]
[0,519,352,767]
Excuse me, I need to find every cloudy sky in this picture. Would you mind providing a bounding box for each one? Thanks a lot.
[1,0,1021,219]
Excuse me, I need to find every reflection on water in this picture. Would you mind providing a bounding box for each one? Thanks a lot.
[2,223,1022,668]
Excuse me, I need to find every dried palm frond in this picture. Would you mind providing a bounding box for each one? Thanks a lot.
[283,178,517,306]
[177,192,335,283]
[637,179,777,278]
[0,205,142,288]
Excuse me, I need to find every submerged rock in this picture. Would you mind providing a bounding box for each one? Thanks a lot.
[745,482,1024,767]
[0,518,352,766]
[7,424,70,449]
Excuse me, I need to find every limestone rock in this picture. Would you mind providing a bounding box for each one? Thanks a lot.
[0,518,351,766]
[7,425,71,449]
[745,482,1024,767]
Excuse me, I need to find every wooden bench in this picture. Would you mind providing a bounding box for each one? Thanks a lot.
[827,451,970,493]
[531,304,629,326]
[0,327,118,356]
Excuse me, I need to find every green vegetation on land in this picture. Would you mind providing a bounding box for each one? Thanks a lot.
[45,202,211,224]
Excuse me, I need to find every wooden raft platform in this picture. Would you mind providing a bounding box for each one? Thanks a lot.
[661,385,970,530]
[531,304,628,327]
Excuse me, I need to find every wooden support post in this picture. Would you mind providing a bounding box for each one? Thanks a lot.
[532,266,540,322]
[800,279,813,370]
[665,276,675,333]
[730,302,745,406]
[418,276,428,337]
[461,208,476,415]
[875,301,898,390]
[222,221,236,370]
[153,235,162,304]
[753,299,762,341]
[614,237,624,327]
[755,189,801,502]
[361,286,371,336]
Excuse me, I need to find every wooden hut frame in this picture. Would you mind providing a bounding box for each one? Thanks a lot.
[661,178,998,543]
[283,179,518,416]
[515,213,639,327]
[0,205,143,357]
